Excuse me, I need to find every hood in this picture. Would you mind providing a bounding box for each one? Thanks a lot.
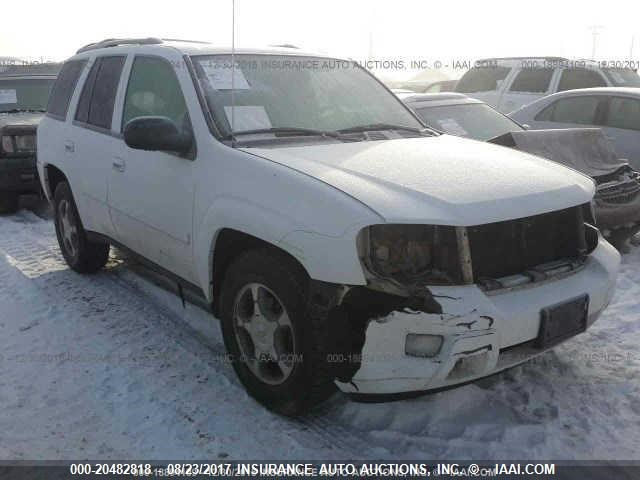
[243,135,595,226]
[0,111,45,130]
[489,128,629,179]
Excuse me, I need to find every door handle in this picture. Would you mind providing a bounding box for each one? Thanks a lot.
[112,157,126,172]
[64,141,75,153]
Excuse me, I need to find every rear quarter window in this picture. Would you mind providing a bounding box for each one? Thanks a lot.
[456,67,511,93]
[47,59,87,119]
[605,97,640,131]
[557,69,606,92]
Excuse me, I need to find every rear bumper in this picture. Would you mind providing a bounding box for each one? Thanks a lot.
[0,156,40,193]
[336,238,620,395]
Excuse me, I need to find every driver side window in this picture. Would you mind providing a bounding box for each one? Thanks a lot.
[122,56,191,132]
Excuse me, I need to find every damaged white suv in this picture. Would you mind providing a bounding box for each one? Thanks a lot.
[38,39,620,415]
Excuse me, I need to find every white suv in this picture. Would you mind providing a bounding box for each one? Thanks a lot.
[456,57,640,113]
[38,39,620,415]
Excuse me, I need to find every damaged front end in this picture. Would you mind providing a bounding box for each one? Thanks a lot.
[319,206,618,396]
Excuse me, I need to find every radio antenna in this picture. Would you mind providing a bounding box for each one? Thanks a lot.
[231,0,236,147]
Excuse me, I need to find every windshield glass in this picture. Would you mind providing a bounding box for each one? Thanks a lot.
[191,55,423,138]
[0,78,55,112]
[603,69,640,87]
[413,103,523,140]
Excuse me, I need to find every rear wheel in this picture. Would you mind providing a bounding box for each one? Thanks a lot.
[220,248,336,415]
[53,181,110,273]
[0,191,19,214]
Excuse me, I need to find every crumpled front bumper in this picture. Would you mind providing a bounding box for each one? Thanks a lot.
[336,238,620,395]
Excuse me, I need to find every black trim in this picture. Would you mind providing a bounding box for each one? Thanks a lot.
[183,54,222,139]
[86,230,208,304]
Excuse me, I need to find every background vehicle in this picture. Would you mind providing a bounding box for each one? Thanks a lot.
[38,39,618,415]
[456,57,640,113]
[0,63,59,213]
[510,87,640,170]
[399,92,523,140]
[401,92,640,246]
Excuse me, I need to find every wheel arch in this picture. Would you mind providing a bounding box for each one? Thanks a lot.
[209,228,310,316]
[43,164,69,202]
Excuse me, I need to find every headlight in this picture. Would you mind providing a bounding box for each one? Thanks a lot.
[0,134,36,155]
[1,135,14,154]
[15,134,36,152]
[359,224,462,285]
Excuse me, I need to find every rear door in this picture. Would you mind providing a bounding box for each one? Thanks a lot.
[601,96,640,169]
[70,55,126,237]
[108,55,196,282]
[498,67,555,113]
[527,95,607,131]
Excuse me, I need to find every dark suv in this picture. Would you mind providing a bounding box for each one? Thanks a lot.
[0,62,60,213]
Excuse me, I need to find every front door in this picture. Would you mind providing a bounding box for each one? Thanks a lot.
[108,55,196,283]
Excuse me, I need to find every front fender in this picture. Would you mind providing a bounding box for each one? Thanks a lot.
[193,195,376,302]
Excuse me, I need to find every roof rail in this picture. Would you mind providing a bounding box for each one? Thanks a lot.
[76,37,163,54]
[161,38,211,44]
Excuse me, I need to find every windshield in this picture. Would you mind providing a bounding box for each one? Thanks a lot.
[413,103,523,141]
[603,69,640,87]
[191,55,423,139]
[0,78,55,112]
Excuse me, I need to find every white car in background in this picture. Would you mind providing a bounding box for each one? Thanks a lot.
[37,39,619,415]
[456,57,640,113]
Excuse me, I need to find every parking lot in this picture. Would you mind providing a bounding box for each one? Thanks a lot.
[1,203,639,460]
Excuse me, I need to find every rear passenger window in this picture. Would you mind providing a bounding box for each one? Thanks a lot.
[456,67,511,93]
[536,96,602,125]
[605,97,640,131]
[47,60,87,119]
[75,56,125,130]
[509,68,554,93]
[557,69,606,92]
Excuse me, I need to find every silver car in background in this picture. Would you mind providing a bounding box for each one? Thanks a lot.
[510,88,640,170]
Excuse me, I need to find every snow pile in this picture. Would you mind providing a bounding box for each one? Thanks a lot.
[1,209,639,460]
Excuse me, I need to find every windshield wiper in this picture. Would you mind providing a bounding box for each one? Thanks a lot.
[225,127,354,142]
[338,123,438,136]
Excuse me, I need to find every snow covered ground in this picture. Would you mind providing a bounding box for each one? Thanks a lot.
[1,204,640,461]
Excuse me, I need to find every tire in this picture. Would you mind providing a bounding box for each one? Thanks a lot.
[0,191,19,214]
[220,248,336,416]
[53,181,110,273]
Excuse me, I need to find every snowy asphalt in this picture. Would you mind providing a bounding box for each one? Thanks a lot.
[1,203,639,461]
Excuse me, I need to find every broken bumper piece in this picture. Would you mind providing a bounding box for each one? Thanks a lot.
[336,238,620,396]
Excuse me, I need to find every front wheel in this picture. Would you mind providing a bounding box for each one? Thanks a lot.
[53,181,110,273]
[0,191,19,214]
[219,248,336,415]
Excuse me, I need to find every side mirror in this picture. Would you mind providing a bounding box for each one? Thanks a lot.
[123,116,193,154]
[521,124,531,130]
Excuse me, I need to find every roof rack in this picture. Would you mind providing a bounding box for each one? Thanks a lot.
[76,37,163,54]
[161,38,211,44]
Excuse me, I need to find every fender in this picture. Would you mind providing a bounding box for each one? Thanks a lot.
[194,195,379,302]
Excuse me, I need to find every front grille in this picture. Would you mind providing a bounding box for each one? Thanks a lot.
[467,206,586,281]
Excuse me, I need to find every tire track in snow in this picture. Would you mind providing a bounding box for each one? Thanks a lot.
[0,211,375,459]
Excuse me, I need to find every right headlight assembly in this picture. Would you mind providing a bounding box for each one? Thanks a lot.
[358,224,463,286]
